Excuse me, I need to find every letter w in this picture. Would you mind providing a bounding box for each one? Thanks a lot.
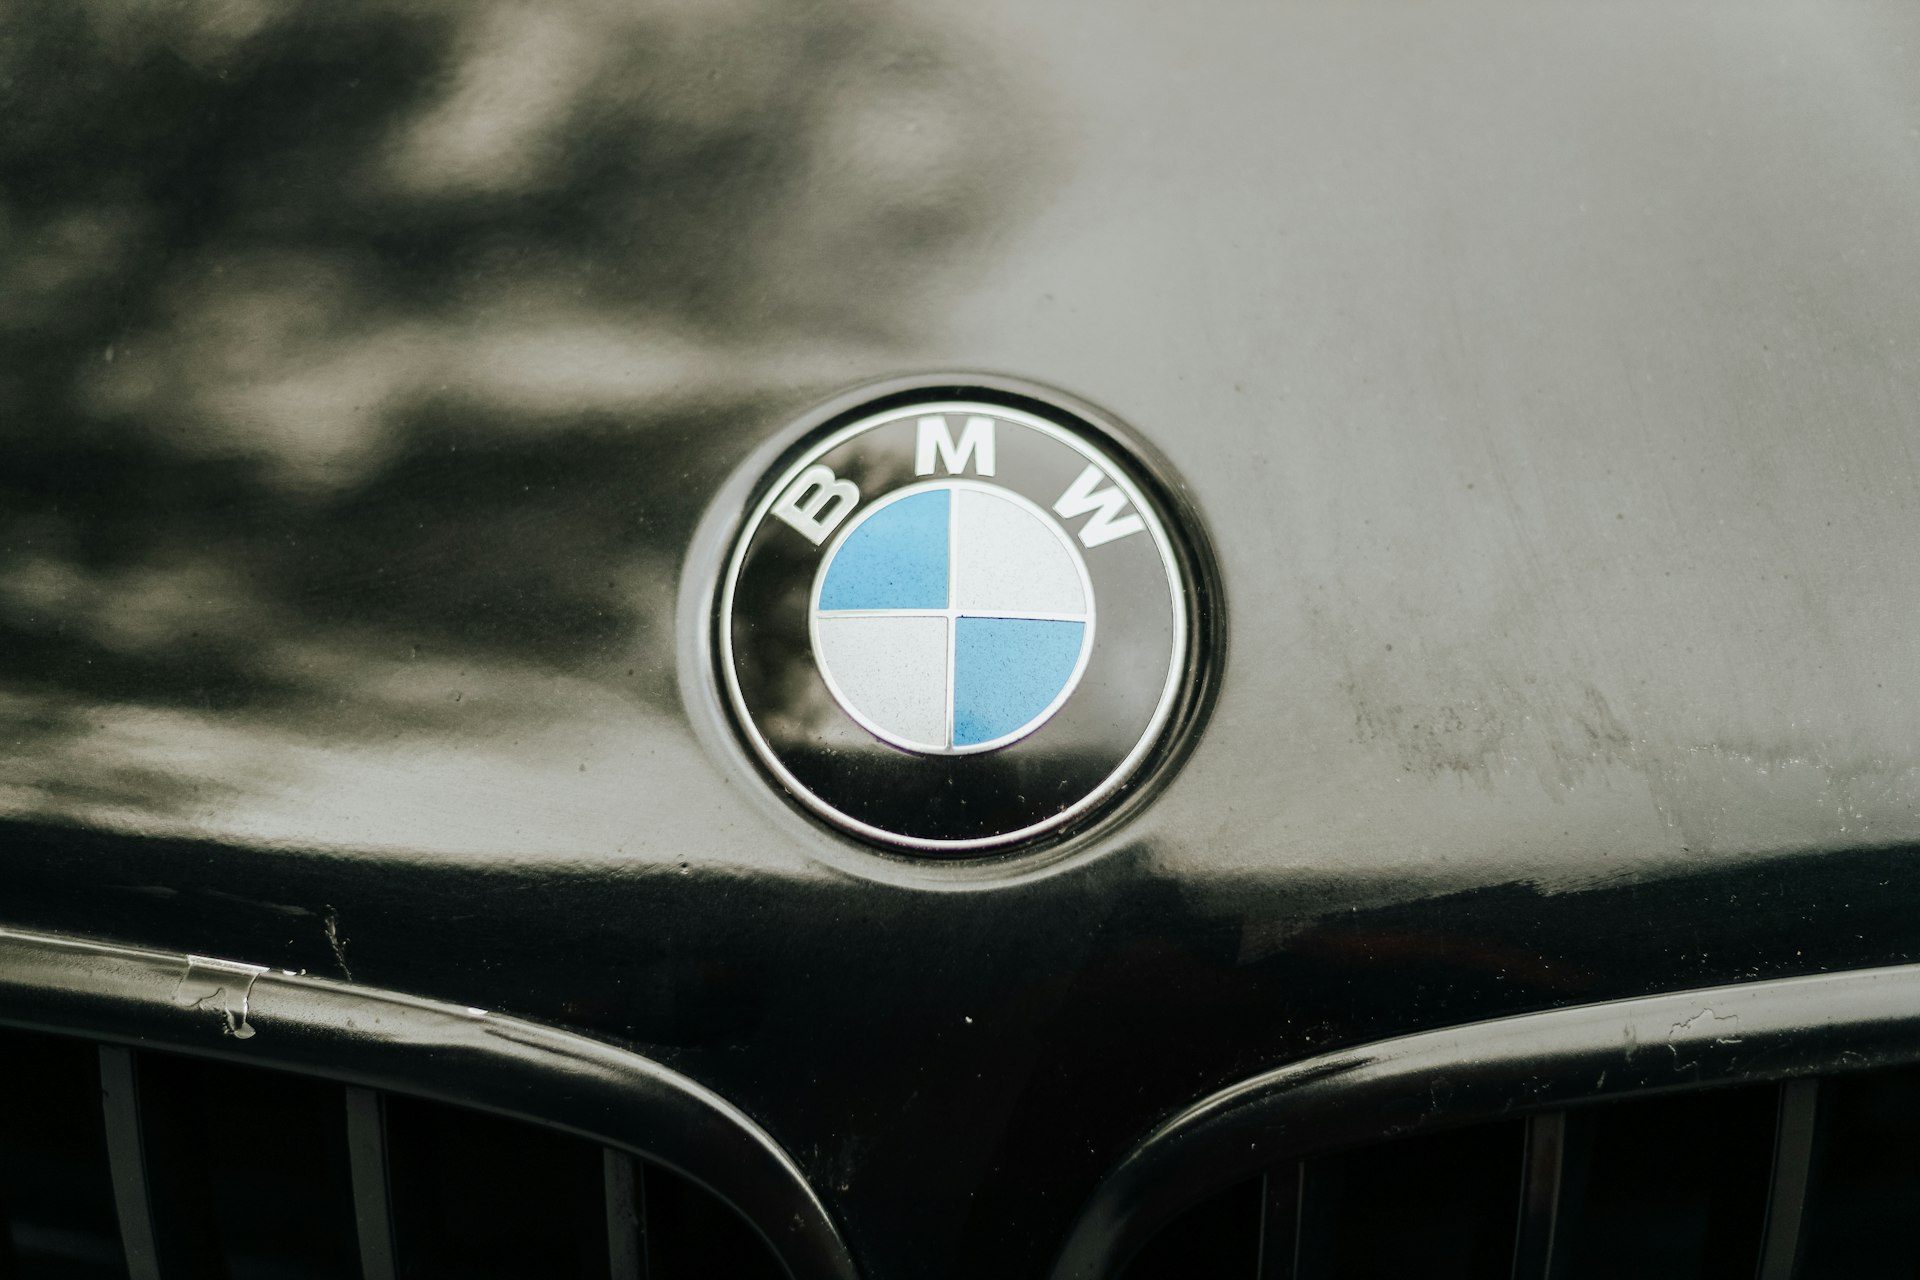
[915,415,995,477]
[1053,464,1145,548]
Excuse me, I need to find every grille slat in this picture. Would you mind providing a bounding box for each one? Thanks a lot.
[344,1088,398,1280]
[603,1152,647,1280]
[1756,1079,1821,1280]
[1510,1111,1573,1280]
[95,1048,159,1280]
[1253,1165,1299,1280]
[1289,1156,1335,1279]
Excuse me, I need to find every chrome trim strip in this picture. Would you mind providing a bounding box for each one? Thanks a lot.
[1756,1078,1822,1280]
[1053,964,1920,1279]
[344,1087,398,1280]
[0,926,855,1280]
[97,1046,161,1280]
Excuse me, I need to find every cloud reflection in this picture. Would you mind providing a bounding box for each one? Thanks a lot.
[0,0,1049,847]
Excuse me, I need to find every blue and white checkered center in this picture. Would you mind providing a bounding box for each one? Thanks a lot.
[810,480,1094,754]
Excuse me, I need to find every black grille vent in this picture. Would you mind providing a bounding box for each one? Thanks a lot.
[0,1027,785,1280]
[1121,1068,1920,1280]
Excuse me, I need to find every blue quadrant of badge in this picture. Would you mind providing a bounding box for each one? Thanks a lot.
[818,489,949,611]
[952,617,1086,747]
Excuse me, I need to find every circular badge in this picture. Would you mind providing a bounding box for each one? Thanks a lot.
[718,393,1199,854]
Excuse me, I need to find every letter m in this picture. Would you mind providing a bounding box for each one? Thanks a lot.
[1053,464,1146,548]
[915,415,995,477]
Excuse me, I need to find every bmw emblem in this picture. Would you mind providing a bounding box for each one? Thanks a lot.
[714,380,1213,856]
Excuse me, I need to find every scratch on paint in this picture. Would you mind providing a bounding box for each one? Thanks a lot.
[1665,1007,1743,1069]
[170,955,269,1039]
[323,906,353,981]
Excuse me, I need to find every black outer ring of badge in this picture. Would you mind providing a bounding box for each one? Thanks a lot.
[710,374,1223,861]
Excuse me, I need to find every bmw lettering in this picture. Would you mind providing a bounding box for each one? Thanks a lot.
[717,390,1205,854]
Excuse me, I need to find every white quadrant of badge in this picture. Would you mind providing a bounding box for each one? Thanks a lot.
[808,479,1096,755]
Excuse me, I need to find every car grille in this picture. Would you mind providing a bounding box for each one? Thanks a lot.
[0,1025,784,1280]
[1120,1067,1920,1279]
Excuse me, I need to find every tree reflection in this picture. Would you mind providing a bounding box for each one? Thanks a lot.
[0,0,1046,825]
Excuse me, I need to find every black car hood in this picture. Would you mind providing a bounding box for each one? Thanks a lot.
[4,2,1920,1275]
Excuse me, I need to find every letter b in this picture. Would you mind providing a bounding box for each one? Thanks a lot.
[772,465,859,545]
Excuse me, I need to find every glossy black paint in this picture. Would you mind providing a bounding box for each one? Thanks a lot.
[3,2,1920,1278]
